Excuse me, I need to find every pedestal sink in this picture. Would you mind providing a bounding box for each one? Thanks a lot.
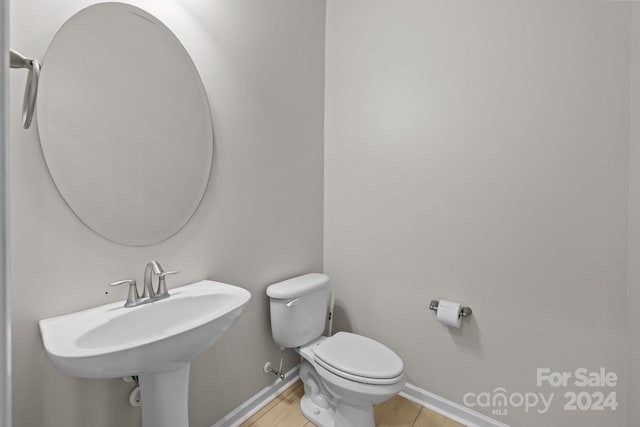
[39,280,251,427]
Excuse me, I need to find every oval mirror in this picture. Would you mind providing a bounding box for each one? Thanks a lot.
[36,3,213,246]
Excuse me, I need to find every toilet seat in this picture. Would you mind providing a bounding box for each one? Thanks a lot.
[312,332,404,385]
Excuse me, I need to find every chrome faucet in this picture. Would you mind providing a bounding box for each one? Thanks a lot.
[109,261,179,308]
[143,260,178,301]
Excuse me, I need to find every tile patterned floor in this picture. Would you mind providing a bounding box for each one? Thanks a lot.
[240,380,464,427]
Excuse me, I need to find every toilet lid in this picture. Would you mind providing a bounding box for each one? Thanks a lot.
[313,332,403,383]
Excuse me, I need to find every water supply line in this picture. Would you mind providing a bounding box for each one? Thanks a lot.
[328,289,335,336]
[9,49,40,129]
[263,347,286,380]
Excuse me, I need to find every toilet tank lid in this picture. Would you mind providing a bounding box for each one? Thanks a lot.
[267,273,329,299]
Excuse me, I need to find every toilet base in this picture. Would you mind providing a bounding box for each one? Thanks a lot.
[298,359,380,427]
[300,394,334,427]
[300,395,375,427]
[300,391,376,427]
[335,401,375,426]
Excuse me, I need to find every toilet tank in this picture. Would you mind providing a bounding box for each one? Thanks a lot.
[267,273,330,348]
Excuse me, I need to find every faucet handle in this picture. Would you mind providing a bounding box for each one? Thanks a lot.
[109,279,141,308]
[158,270,179,278]
[155,270,179,299]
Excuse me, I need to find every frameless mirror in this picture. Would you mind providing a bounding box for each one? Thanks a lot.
[36,3,213,246]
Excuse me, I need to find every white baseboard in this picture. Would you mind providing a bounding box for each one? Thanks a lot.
[211,365,301,427]
[212,363,509,427]
[400,383,511,427]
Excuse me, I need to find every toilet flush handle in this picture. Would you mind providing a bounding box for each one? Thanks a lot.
[286,298,300,308]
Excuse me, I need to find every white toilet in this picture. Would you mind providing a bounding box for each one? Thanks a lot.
[267,273,406,427]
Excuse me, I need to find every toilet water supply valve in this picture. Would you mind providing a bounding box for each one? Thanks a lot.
[263,347,286,380]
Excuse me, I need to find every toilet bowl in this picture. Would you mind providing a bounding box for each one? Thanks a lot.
[297,335,405,426]
[267,273,406,427]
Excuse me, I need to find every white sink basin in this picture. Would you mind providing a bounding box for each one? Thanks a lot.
[39,280,251,427]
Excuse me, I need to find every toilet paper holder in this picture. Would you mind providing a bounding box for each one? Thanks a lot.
[429,300,472,318]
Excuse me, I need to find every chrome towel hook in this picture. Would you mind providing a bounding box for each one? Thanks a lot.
[10,49,41,129]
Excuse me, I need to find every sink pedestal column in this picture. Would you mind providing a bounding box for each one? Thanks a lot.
[139,363,191,427]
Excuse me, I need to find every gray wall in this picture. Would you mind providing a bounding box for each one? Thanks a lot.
[1,0,9,426]
[628,3,640,427]
[9,1,325,426]
[324,1,630,426]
